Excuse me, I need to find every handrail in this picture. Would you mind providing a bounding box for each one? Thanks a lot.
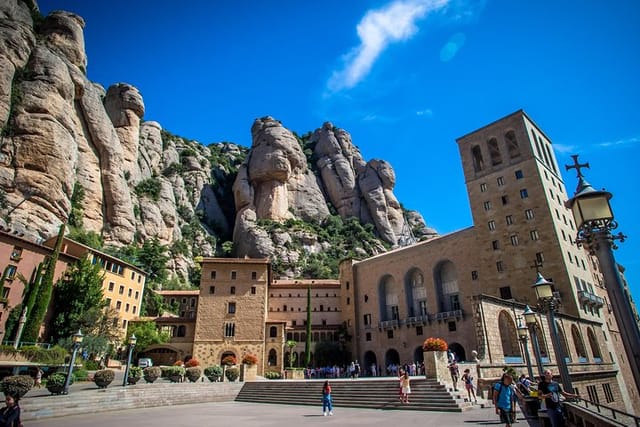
[565,397,640,427]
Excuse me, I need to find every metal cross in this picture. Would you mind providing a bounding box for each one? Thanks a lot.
[565,154,590,179]
[530,259,543,273]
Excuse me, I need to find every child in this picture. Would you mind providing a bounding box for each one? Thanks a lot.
[400,372,411,403]
[461,368,477,404]
[322,380,333,416]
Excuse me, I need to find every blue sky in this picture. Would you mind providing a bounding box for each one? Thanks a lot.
[38,1,639,301]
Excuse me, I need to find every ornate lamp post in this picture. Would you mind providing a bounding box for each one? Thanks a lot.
[517,317,534,381]
[565,155,640,394]
[523,305,544,378]
[62,329,83,394]
[532,273,573,393]
[122,334,137,387]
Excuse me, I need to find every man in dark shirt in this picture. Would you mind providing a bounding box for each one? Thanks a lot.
[538,370,577,427]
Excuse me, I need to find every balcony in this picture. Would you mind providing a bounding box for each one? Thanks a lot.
[578,290,605,308]
[405,314,430,326]
[433,309,463,321]
[378,319,400,330]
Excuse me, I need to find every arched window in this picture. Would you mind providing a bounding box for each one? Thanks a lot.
[587,328,602,362]
[472,145,484,172]
[269,326,277,338]
[556,321,572,363]
[505,130,520,158]
[572,325,588,361]
[293,332,300,341]
[434,261,460,312]
[498,311,521,361]
[379,275,399,321]
[177,325,186,337]
[487,137,502,165]
[268,349,277,366]
[405,268,427,318]
[313,332,320,342]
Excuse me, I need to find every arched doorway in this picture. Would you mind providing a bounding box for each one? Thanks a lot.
[364,351,378,376]
[221,351,236,365]
[385,348,400,367]
[448,342,466,362]
[498,310,521,363]
[413,346,424,364]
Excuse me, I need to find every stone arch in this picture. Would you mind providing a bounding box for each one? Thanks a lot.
[434,260,460,312]
[448,342,466,362]
[571,325,588,361]
[138,344,181,366]
[364,351,378,375]
[498,310,520,359]
[220,350,236,365]
[487,137,502,165]
[556,321,572,362]
[533,321,550,359]
[505,130,520,158]
[413,346,424,364]
[472,145,484,172]
[385,348,400,366]
[587,328,602,361]
[405,267,427,318]
[379,274,399,321]
[268,349,277,366]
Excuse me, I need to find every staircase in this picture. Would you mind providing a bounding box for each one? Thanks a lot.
[235,378,473,412]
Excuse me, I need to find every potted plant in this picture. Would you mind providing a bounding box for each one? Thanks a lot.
[224,367,239,382]
[93,369,115,388]
[143,366,162,383]
[185,358,200,368]
[1,375,34,398]
[422,337,449,382]
[242,354,258,365]
[185,366,202,382]
[221,355,236,366]
[204,365,223,382]
[45,372,67,395]
[165,366,185,383]
[241,354,259,381]
[127,366,143,385]
[423,337,448,352]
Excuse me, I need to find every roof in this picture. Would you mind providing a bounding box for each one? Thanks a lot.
[157,290,200,296]
[200,257,270,265]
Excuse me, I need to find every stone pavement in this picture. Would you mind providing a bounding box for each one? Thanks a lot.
[28,401,539,427]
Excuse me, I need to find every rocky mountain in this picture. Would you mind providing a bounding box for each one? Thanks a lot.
[0,1,437,281]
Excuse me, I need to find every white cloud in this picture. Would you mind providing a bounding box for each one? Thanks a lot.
[328,0,449,92]
[597,136,640,148]
[553,143,577,154]
[416,108,433,117]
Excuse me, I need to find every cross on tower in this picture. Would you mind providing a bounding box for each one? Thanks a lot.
[530,259,543,273]
[565,154,590,179]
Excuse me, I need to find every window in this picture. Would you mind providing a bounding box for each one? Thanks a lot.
[230,286,236,295]
[269,326,277,338]
[209,286,215,294]
[496,261,505,272]
[224,322,235,337]
[471,271,478,280]
[497,176,505,186]
[416,326,423,336]
[211,271,217,279]
[530,230,539,240]
[108,282,115,292]
[602,383,614,403]
[122,319,127,328]
[131,272,135,280]
[231,271,237,280]
[364,314,371,326]
[520,189,529,199]
[228,302,236,314]
[135,291,139,299]
[128,288,132,297]
[106,297,111,306]
[586,385,600,404]
[125,303,130,312]
[387,330,394,339]
[500,286,513,299]
[347,297,350,305]
[525,209,534,219]
[251,271,257,280]
[472,145,485,172]
[488,137,502,165]
[506,215,514,225]
[190,298,196,307]
[391,305,399,321]
[366,332,372,341]
[515,170,524,179]
[119,285,125,295]
[536,252,545,264]
[492,240,500,250]
[483,201,492,211]
[5,265,19,279]
[10,247,22,261]
[480,183,488,192]
[501,195,509,205]
[505,130,520,158]
[116,301,122,310]
[251,286,256,295]
[448,321,457,331]
[510,235,519,246]
[488,220,496,231]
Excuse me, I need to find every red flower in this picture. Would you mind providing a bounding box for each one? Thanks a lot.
[422,337,448,351]
[242,354,258,365]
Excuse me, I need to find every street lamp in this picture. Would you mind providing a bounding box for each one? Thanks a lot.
[62,329,83,394]
[122,334,137,387]
[517,318,534,381]
[565,155,640,394]
[532,273,573,393]
[523,305,544,378]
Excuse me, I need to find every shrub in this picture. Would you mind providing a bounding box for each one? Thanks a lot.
[1,375,34,398]
[73,369,89,381]
[225,367,239,382]
[264,371,282,380]
[84,359,100,370]
[423,337,448,352]
[93,369,115,388]
[242,354,258,365]
[204,365,223,382]
[185,358,200,367]
[185,367,202,382]
[45,372,67,394]
[143,366,161,383]
[135,178,162,201]
[221,355,236,366]
[128,366,143,380]
[165,366,185,382]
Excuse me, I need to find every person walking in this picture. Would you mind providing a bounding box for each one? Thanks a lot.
[400,372,411,403]
[493,373,524,427]
[461,368,477,404]
[0,394,21,427]
[538,370,577,427]
[322,380,334,416]
[448,360,460,391]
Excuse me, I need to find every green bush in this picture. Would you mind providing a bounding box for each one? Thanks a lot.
[73,369,89,381]
[160,366,171,378]
[143,366,161,383]
[93,369,115,388]
[1,375,34,398]
[225,367,239,382]
[165,366,185,382]
[45,372,67,394]
[84,359,100,370]
[185,367,202,382]
[264,371,282,380]
[135,178,162,201]
[128,366,143,380]
[204,365,223,382]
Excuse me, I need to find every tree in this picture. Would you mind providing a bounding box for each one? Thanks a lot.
[126,321,169,356]
[286,340,297,368]
[138,237,169,284]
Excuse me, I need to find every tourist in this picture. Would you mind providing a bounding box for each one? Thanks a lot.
[0,394,21,427]
[538,370,577,427]
[322,380,333,416]
[461,368,477,404]
[35,368,43,388]
[493,373,524,427]
[518,374,531,396]
[400,371,411,403]
[448,359,460,391]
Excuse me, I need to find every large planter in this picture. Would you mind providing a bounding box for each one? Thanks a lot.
[46,372,69,395]
[93,369,115,389]
[240,364,257,382]
[423,350,450,383]
[284,368,304,380]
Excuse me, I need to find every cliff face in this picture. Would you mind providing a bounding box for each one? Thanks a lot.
[0,2,436,280]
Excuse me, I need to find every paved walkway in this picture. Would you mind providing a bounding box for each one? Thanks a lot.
[28,401,537,427]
